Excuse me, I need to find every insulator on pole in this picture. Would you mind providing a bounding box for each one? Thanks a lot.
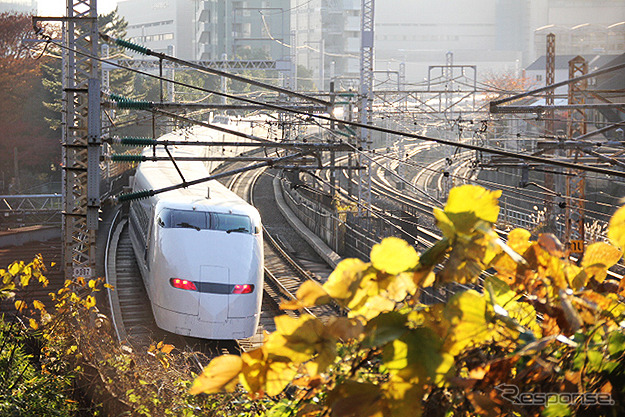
[116,189,155,203]
[118,137,157,146]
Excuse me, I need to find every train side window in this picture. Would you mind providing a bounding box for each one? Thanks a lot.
[211,213,252,234]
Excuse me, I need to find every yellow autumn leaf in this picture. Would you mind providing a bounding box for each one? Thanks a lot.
[507,228,532,253]
[350,294,396,320]
[88,279,97,289]
[382,327,454,385]
[370,237,419,275]
[323,258,368,302]
[384,272,417,302]
[581,242,622,284]
[608,205,625,251]
[33,300,45,311]
[281,280,331,310]
[190,354,243,395]
[15,300,27,312]
[38,275,49,287]
[445,185,501,223]
[84,295,96,309]
[443,290,494,356]
[8,262,22,276]
[29,318,38,330]
[160,344,175,354]
[239,347,296,398]
[433,208,455,239]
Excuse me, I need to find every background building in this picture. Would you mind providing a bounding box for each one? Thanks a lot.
[292,0,360,91]
[118,0,194,59]
[116,0,625,89]
[118,0,291,63]
[0,0,36,13]
[373,0,625,85]
[195,0,290,61]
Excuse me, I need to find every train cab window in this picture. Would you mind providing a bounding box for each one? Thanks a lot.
[158,209,253,234]
[171,210,207,230]
[211,213,252,234]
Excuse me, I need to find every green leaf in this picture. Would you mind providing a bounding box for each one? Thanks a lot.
[383,327,454,385]
[363,312,409,348]
[433,208,456,239]
[542,401,572,417]
[418,237,450,269]
[608,332,625,356]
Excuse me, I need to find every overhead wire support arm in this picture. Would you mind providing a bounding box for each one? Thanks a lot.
[99,33,332,107]
[114,152,304,203]
[110,137,353,151]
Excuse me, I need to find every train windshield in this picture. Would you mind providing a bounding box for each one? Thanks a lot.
[211,213,252,234]
[158,209,252,234]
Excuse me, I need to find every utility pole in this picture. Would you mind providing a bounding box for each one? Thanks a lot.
[565,56,587,254]
[358,0,374,217]
[62,0,100,279]
[544,33,556,229]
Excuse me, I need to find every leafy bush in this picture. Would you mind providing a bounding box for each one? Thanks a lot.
[0,257,77,416]
[191,185,625,417]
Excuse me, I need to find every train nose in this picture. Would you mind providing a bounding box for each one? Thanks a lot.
[198,265,229,323]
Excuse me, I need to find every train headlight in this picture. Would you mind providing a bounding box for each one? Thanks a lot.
[170,278,198,291]
[232,284,254,294]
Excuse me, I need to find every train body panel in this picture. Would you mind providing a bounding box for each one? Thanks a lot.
[128,126,264,340]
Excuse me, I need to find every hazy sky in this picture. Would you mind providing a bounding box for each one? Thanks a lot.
[38,0,118,16]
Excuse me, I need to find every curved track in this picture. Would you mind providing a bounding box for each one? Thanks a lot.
[105,153,340,357]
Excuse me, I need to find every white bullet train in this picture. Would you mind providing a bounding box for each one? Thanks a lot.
[127,125,264,340]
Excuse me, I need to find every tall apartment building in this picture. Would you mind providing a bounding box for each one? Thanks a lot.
[118,0,290,63]
[195,0,290,61]
[118,0,195,60]
[292,0,360,91]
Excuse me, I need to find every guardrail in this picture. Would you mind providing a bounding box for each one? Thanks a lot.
[0,194,62,229]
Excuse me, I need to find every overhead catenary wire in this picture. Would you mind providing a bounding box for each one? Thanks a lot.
[38,31,625,180]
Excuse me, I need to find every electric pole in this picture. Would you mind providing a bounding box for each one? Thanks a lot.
[565,56,588,254]
[358,0,374,217]
[62,0,101,279]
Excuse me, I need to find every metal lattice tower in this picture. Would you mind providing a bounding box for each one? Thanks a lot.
[565,56,587,251]
[544,33,556,225]
[444,51,453,117]
[62,0,100,279]
[358,0,374,215]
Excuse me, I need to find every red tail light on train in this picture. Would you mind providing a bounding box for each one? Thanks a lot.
[170,278,197,291]
[232,284,254,294]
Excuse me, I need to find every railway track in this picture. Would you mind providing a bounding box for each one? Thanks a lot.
[228,166,338,321]
[105,151,340,358]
